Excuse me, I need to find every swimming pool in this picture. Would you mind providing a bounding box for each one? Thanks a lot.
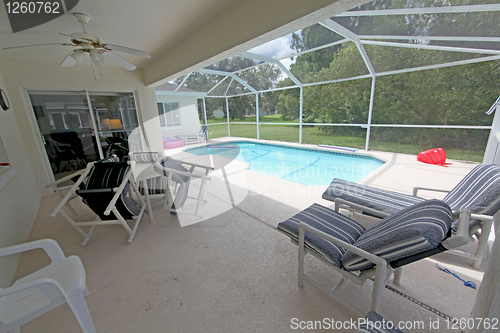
[185,141,385,186]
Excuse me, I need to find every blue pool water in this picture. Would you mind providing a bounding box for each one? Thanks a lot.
[185,141,384,186]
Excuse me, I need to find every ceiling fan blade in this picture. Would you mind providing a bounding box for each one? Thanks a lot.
[3,43,72,50]
[104,44,151,59]
[103,52,137,70]
[60,51,77,67]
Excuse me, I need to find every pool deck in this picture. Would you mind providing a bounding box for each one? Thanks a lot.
[14,137,485,332]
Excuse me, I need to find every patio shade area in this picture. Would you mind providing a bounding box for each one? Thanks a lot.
[14,147,485,332]
[162,0,500,163]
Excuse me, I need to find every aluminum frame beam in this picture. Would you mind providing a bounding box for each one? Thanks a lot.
[361,40,500,55]
[320,19,376,77]
[335,4,500,17]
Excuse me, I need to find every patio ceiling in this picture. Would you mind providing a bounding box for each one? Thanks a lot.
[0,0,369,86]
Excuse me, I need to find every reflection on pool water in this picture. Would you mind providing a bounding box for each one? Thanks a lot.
[185,141,385,186]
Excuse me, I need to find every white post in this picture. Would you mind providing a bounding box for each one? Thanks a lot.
[365,77,376,151]
[226,97,230,137]
[256,93,260,140]
[202,98,207,125]
[483,99,500,164]
[85,91,104,158]
[299,87,304,144]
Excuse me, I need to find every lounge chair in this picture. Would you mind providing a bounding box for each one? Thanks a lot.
[47,156,147,245]
[321,163,500,268]
[277,199,478,316]
[0,239,96,333]
[175,125,209,144]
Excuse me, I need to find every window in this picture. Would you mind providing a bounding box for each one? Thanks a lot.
[158,102,181,127]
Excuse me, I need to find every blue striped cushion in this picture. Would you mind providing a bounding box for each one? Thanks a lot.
[444,164,500,229]
[342,200,452,271]
[358,311,405,333]
[131,152,164,163]
[277,203,365,267]
[322,179,425,215]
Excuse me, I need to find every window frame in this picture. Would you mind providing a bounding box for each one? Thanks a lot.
[158,102,181,128]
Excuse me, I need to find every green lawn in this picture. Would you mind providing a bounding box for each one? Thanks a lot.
[204,117,485,162]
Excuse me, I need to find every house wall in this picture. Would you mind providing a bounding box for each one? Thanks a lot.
[156,94,201,139]
[0,58,164,286]
[0,67,42,288]
[0,57,163,197]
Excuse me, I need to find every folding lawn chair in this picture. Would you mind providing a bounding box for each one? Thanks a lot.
[47,156,147,246]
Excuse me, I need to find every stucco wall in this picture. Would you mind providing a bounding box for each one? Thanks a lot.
[0,67,42,288]
[156,94,201,139]
[0,57,163,196]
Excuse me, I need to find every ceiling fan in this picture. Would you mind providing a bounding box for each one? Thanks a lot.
[3,12,151,74]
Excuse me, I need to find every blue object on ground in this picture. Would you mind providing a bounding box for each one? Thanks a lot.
[436,263,476,289]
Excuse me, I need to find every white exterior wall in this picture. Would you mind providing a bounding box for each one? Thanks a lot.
[0,57,163,197]
[0,67,42,287]
[0,57,163,286]
[156,94,201,139]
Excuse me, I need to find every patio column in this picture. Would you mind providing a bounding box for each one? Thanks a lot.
[202,98,207,125]
[365,77,376,151]
[256,93,260,140]
[226,97,230,137]
[299,86,304,144]
[467,230,500,333]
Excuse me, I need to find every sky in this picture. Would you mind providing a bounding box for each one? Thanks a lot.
[247,31,299,70]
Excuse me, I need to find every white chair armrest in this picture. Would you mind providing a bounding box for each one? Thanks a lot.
[0,277,66,301]
[442,209,474,249]
[154,162,211,181]
[334,198,390,218]
[0,239,65,262]
[174,159,214,172]
[45,169,87,189]
[412,186,450,196]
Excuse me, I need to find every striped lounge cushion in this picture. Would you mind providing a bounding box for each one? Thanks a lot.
[130,152,164,163]
[357,311,404,333]
[444,164,500,229]
[277,203,365,267]
[342,199,452,271]
[322,179,425,215]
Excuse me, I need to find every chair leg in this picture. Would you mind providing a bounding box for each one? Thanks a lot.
[393,267,403,285]
[66,290,96,333]
[371,262,389,312]
[473,219,493,269]
[298,230,306,288]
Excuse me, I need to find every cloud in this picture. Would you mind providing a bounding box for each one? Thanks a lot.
[248,34,294,59]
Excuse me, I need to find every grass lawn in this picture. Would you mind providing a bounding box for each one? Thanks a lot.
[204,117,484,162]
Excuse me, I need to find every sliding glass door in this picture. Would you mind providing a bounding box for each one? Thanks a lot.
[29,90,142,181]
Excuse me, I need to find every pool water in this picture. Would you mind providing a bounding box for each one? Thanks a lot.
[185,141,384,186]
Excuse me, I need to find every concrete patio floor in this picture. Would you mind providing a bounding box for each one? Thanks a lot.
[13,138,486,332]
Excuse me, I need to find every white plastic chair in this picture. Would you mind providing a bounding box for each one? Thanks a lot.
[0,239,96,333]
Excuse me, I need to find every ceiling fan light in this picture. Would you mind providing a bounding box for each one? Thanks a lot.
[70,50,85,63]
[89,50,104,66]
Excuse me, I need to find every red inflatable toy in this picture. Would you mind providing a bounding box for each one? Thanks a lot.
[417,148,451,166]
